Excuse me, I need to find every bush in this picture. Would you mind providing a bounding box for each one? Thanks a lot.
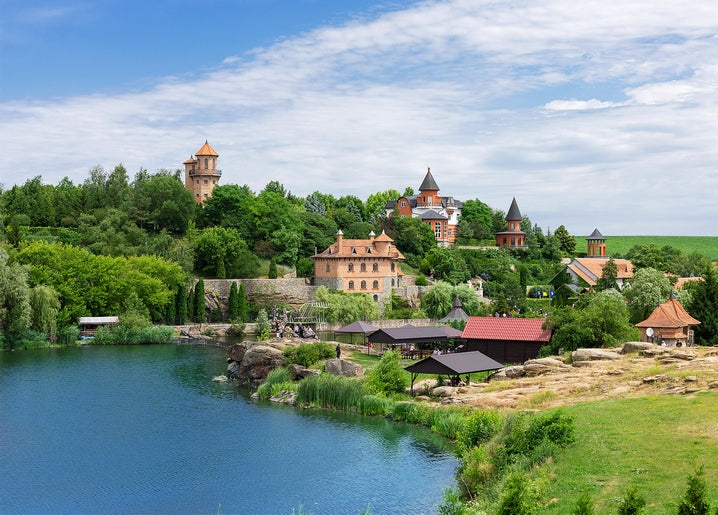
[57,325,80,345]
[496,471,534,515]
[359,394,391,416]
[456,409,502,453]
[257,367,294,400]
[391,401,429,425]
[678,465,712,515]
[572,491,595,515]
[426,406,471,440]
[283,341,335,368]
[617,486,646,515]
[296,374,365,411]
[365,350,408,395]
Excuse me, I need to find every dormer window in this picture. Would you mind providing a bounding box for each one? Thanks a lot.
[366,248,371,254]
[352,248,357,254]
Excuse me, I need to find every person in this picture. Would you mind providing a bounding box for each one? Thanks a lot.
[336,343,341,359]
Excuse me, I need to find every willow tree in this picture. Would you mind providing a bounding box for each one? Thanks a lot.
[29,285,61,341]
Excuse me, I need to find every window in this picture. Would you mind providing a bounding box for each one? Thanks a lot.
[212,158,215,169]
[360,280,366,289]
[352,248,357,254]
[372,263,378,272]
[435,222,441,238]
[366,248,371,254]
[360,263,366,272]
[510,222,514,230]
[348,280,354,290]
[373,280,379,289]
[204,158,208,169]
[204,179,208,185]
[203,193,208,198]
[391,263,395,271]
[511,237,515,246]
[348,263,354,272]
[391,278,395,286]
[503,238,507,245]
[326,263,330,272]
[373,294,378,302]
[400,200,407,207]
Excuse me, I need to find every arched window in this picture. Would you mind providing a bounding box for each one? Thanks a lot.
[373,280,379,289]
[204,158,208,169]
[348,263,354,271]
[360,263,366,272]
[348,280,354,290]
[391,263,395,271]
[372,263,378,272]
[360,280,366,289]
[373,295,378,302]
[326,263,330,272]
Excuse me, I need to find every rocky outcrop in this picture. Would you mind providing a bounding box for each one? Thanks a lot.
[621,341,656,354]
[571,348,621,364]
[324,358,365,378]
[227,342,286,387]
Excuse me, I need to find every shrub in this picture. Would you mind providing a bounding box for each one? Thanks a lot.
[365,350,408,395]
[496,471,534,515]
[359,394,391,416]
[391,401,429,425]
[456,409,502,453]
[57,325,80,345]
[426,406,471,440]
[284,342,335,368]
[257,367,294,400]
[617,486,646,515]
[296,374,364,411]
[677,465,711,515]
[571,491,595,515]
[457,444,495,495]
[414,274,429,286]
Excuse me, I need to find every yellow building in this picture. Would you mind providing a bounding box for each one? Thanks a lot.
[312,230,404,303]
[184,141,221,203]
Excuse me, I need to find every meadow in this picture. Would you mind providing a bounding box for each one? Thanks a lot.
[578,235,718,260]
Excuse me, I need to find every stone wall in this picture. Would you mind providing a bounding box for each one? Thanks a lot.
[201,278,319,311]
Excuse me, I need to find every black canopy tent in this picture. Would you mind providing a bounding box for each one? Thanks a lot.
[404,351,504,395]
[334,321,379,344]
[368,325,449,352]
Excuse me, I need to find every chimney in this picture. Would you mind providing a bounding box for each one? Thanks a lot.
[336,229,343,253]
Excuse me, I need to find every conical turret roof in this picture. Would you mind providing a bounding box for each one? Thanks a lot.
[195,140,218,157]
[506,197,522,221]
[419,168,439,191]
[588,228,605,240]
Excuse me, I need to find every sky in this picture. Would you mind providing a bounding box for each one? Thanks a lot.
[1,0,717,236]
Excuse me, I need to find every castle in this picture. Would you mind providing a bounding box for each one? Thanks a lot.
[184,141,222,203]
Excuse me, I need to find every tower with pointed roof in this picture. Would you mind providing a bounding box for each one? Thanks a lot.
[495,198,527,248]
[586,228,606,257]
[184,141,222,203]
[384,168,462,246]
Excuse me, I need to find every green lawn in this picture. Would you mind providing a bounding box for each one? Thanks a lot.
[539,392,718,514]
[577,235,718,260]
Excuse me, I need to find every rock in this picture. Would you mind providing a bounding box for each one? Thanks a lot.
[324,358,365,378]
[609,386,631,397]
[212,375,228,382]
[572,348,620,362]
[523,363,555,376]
[270,390,298,404]
[297,368,320,379]
[643,374,668,383]
[622,341,656,354]
[432,386,454,397]
[708,381,718,390]
[684,376,698,383]
[668,350,695,361]
[525,357,567,368]
[503,366,525,378]
[236,344,286,386]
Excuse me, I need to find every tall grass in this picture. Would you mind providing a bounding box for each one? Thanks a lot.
[296,374,365,411]
[256,367,295,400]
[426,406,473,440]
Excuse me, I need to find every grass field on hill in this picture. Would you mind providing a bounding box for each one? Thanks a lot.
[539,392,718,514]
[577,235,718,260]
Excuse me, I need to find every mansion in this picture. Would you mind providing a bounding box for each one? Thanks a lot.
[311,230,404,304]
[385,168,462,246]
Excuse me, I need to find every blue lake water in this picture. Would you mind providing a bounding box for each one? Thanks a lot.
[0,344,457,514]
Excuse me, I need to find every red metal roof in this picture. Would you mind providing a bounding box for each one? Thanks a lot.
[462,316,551,342]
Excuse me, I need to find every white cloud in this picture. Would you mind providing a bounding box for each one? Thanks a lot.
[1,0,717,235]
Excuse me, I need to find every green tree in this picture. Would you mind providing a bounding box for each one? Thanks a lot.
[0,260,32,347]
[365,189,400,223]
[176,284,188,324]
[623,267,672,323]
[268,258,278,279]
[228,282,239,322]
[29,285,60,341]
[617,486,646,515]
[687,266,718,346]
[596,257,619,291]
[497,471,534,515]
[192,226,260,278]
[553,225,576,255]
[194,279,206,323]
[626,243,663,270]
[420,281,454,319]
[677,465,711,515]
[366,350,408,395]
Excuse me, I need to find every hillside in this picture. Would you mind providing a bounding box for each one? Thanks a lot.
[577,235,718,260]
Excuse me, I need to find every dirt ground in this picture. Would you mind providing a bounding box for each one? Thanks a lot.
[409,345,718,411]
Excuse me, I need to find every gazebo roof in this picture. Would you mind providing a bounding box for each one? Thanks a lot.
[635,294,700,329]
[368,326,448,345]
[334,321,380,335]
[405,351,504,376]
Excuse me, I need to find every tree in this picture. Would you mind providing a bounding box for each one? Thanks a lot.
[176,284,188,324]
[237,282,249,322]
[626,243,663,270]
[420,281,454,319]
[595,257,618,291]
[192,227,260,278]
[194,279,206,323]
[0,260,31,347]
[623,267,672,323]
[677,465,711,515]
[228,282,240,322]
[268,258,278,279]
[29,285,60,341]
[365,350,408,395]
[365,189,400,223]
[553,225,576,255]
[617,486,646,515]
[686,266,718,346]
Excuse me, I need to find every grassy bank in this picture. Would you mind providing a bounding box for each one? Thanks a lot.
[578,235,718,260]
[539,392,718,513]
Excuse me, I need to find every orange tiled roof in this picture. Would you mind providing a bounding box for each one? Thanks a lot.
[635,298,701,329]
[314,236,404,260]
[183,156,197,164]
[568,258,634,286]
[462,317,551,342]
[195,141,218,156]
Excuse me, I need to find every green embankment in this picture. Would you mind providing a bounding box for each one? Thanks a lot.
[577,235,718,260]
[539,392,718,513]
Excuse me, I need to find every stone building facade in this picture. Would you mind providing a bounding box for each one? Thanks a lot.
[311,230,404,304]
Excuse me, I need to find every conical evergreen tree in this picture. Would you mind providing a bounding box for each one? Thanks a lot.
[194,279,206,324]
[677,465,711,515]
[228,282,239,322]
[216,257,226,279]
[187,287,195,323]
[238,282,248,322]
[176,284,188,325]
[268,258,278,279]
[687,266,718,346]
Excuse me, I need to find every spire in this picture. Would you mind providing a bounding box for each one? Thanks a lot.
[418,167,439,192]
[506,197,522,221]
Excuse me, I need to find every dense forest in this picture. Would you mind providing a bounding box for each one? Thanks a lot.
[1,165,716,349]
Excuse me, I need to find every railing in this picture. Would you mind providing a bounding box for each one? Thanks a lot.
[188,169,222,176]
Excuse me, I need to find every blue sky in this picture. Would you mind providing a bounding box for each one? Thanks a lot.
[1,0,717,236]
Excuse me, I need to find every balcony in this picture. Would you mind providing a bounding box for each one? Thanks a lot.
[189,169,222,177]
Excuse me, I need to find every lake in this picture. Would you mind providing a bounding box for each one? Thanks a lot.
[0,344,458,514]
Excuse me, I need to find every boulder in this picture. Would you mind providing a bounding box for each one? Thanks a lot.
[212,375,228,383]
[572,348,620,363]
[270,390,298,404]
[621,341,656,354]
[324,358,365,378]
[523,363,556,376]
[432,386,454,397]
[503,365,525,378]
[524,357,567,367]
[237,344,286,386]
